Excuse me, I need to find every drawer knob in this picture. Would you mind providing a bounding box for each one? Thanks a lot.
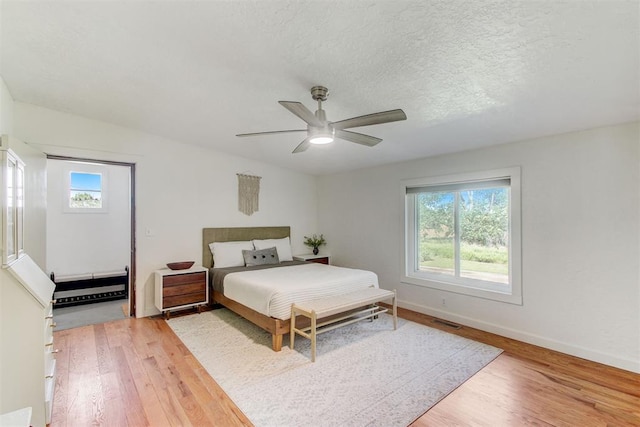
[50,322,57,328]
[52,349,60,354]
[45,342,54,347]
[45,315,54,319]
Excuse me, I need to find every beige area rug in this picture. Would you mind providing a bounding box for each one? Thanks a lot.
[167,308,502,427]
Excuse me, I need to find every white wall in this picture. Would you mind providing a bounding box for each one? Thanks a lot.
[46,159,131,276]
[0,76,14,135]
[318,122,640,373]
[14,102,319,317]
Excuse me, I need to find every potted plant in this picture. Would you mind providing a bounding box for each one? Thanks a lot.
[303,234,326,255]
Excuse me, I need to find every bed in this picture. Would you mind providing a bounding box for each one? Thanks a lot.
[202,226,380,351]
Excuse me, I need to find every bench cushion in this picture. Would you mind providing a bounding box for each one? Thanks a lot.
[292,287,395,318]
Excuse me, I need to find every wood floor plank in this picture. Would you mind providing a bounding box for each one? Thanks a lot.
[156,339,227,426]
[141,354,194,426]
[52,309,639,427]
[93,323,114,375]
[154,322,250,426]
[145,339,210,426]
[112,346,150,427]
[99,371,128,427]
[182,353,252,426]
[51,329,70,426]
[66,326,107,426]
[121,344,173,427]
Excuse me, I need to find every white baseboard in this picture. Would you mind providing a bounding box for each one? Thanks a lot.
[399,299,640,374]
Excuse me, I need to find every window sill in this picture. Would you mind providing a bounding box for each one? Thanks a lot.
[401,274,523,305]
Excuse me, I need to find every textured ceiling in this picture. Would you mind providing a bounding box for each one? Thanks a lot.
[1,1,639,175]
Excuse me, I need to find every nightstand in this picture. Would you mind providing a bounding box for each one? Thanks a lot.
[154,266,208,318]
[293,254,330,265]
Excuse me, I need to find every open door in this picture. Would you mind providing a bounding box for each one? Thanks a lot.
[46,155,136,319]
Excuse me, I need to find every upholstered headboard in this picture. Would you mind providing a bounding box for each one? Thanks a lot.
[202,226,291,268]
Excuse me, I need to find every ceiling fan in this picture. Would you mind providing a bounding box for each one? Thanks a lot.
[236,86,407,153]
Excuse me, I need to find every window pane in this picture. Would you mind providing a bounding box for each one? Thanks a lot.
[459,188,509,284]
[69,172,102,208]
[16,165,24,253]
[6,159,15,257]
[417,192,455,276]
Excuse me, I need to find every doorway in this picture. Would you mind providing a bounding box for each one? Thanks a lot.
[46,155,136,327]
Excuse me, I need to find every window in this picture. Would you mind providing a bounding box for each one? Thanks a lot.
[69,171,103,208]
[403,167,522,304]
[63,165,108,213]
[2,148,25,266]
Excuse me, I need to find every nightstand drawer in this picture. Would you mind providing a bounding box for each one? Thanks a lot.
[163,271,206,287]
[164,291,206,308]
[163,282,205,297]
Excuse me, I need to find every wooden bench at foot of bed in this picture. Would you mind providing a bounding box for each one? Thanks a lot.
[290,288,397,362]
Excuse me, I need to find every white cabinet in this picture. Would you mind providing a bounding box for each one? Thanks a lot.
[0,255,56,427]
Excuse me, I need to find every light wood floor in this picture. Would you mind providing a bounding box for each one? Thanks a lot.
[52,307,640,427]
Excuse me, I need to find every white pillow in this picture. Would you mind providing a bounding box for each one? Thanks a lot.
[252,237,293,261]
[209,241,254,268]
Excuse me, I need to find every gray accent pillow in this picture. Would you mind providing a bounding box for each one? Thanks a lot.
[242,247,280,266]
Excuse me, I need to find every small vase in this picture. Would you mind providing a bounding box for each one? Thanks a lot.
[313,247,319,255]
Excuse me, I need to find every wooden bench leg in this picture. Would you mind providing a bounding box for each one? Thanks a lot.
[311,310,317,362]
[290,307,296,349]
[392,289,397,330]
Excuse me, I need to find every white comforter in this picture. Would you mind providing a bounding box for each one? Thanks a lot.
[223,263,379,320]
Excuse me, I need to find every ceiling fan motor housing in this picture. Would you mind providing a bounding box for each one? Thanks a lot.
[310,86,329,101]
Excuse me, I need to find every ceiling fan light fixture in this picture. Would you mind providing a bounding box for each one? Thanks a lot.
[309,135,333,144]
[309,127,335,145]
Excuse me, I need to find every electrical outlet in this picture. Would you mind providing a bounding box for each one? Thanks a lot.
[441,298,446,307]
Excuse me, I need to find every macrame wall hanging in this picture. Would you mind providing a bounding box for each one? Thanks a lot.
[237,173,261,216]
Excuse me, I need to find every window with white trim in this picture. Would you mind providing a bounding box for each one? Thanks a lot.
[403,167,522,304]
[63,164,108,213]
[69,171,103,208]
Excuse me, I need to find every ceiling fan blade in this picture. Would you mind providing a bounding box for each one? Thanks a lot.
[292,137,312,154]
[332,109,407,130]
[336,130,382,147]
[278,101,323,127]
[236,129,306,137]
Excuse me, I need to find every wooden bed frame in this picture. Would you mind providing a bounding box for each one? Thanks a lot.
[202,226,294,351]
